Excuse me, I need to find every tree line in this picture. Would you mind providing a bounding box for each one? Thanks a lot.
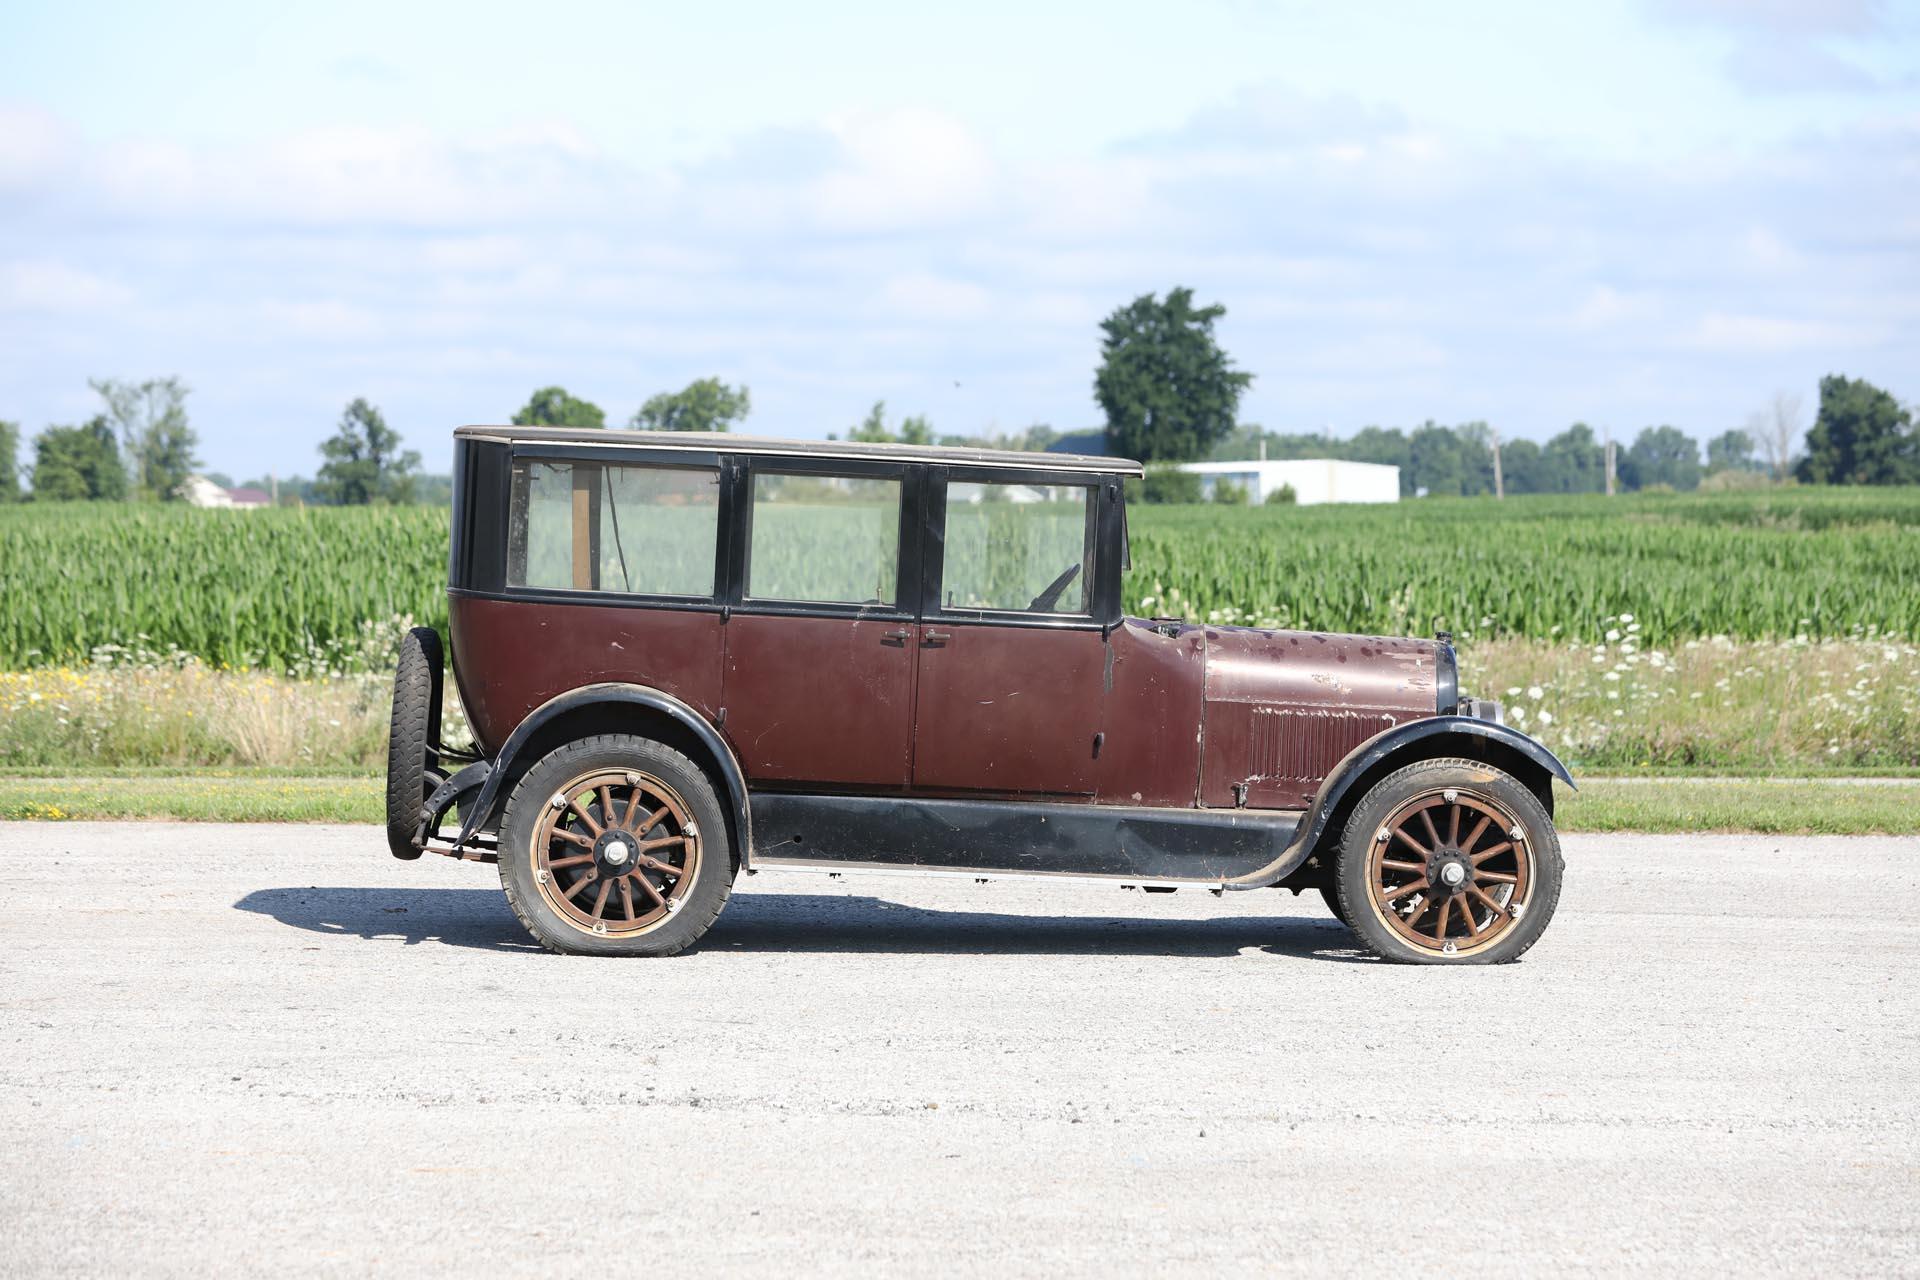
[4,300,1913,507]
[1092,287,1919,498]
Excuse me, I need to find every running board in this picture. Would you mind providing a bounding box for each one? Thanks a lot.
[749,858,1229,893]
[747,793,1301,883]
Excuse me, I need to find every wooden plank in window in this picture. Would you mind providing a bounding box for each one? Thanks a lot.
[571,465,601,591]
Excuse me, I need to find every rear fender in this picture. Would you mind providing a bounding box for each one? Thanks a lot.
[453,683,750,857]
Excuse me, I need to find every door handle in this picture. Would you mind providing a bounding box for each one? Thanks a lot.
[922,630,952,647]
[880,628,911,646]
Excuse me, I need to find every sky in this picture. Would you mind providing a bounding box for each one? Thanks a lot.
[2,0,1918,479]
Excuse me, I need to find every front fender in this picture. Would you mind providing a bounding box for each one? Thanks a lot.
[453,682,750,854]
[1224,716,1574,889]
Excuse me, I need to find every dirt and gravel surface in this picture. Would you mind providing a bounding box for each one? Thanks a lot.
[2,823,1915,1277]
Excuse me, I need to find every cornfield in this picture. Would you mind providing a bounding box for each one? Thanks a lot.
[0,503,448,672]
[3,487,1917,671]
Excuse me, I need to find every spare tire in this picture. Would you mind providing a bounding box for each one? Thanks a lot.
[385,627,444,860]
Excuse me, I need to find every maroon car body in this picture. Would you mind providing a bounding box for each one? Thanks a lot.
[387,427,1571,962]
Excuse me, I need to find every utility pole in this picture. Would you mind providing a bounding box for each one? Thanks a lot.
[1604,429,1617,496]
[1491,427,1505,499]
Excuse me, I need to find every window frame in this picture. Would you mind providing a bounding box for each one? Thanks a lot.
[922,465,1120,632]
[726,455,922,619]
[493,444,729,609]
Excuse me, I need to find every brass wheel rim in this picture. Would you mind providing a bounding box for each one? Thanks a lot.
[530,769,700,937]
[1366,787,1533,956]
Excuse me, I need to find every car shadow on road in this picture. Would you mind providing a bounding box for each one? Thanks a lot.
[233,887,1371,962]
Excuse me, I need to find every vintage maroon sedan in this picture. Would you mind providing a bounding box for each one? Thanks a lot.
[387,427,1568,963]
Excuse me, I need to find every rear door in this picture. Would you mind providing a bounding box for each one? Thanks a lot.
[909,467,1109,797]
[720,458,920,790]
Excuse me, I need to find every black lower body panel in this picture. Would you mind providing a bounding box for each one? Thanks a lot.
[748,793,1300,882]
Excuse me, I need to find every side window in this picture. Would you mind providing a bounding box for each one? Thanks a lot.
[941,480,1093,615]
[746,471,901,606]
[507,460,719,596]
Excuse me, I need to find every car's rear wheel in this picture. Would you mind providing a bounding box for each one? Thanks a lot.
[498,734,734,956]
[1334,758,1562,965]
[1316,879,1350,928]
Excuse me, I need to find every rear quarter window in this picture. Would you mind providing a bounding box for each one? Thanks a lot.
[507,460,719,596]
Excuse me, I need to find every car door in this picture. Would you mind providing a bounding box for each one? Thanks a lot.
[720,457,920,790]
[910,467,1109,797]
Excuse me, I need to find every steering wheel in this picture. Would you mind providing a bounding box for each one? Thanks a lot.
[1027,563,1082,612]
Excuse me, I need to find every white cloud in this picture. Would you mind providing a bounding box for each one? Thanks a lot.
[0,106,70,190]
[1687,312,1870,352]
[807,110,996,232]
[1,90,1916,479]
[876,272,992,320]
[0,260,133,312]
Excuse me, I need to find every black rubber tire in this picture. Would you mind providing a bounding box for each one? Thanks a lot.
[498,734,734,957]
[384,627,443,860]
[1334,757,1563,965]
[1317,879,1351,928]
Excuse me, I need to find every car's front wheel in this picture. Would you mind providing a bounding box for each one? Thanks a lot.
[498,734,734,956]
[1334,757,1562,964]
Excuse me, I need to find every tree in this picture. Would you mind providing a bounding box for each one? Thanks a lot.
[1542,424,1607,493]
[512,386,605,430]
[1750,391,1802,483]
[1406,421,1493,496]
[0,420,19,502]
[630,378,751,433]
[314,398,421,505]
[91,377,198,500]
[1499,438,1548,494]
[1796,375,1917,485]
[1015,423,1058,452]
[1620,425,1702,491]
[1705,429,1757,475]
[1095,286,1252,462]
[1137,466,1202,504]
[846,401,933,445]
[31,417,126,501]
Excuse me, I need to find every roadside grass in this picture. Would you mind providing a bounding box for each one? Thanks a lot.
[0,773,380,823]
[2,771,1914,836]
[1555,779,1920,835]
[2,633,1916,775]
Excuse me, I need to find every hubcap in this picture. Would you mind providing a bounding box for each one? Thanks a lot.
[1367,787,1533,955]
[531,770,700,936]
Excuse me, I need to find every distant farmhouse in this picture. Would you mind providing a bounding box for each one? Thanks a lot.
[1179,459,1400,505]
[177,475,272,509]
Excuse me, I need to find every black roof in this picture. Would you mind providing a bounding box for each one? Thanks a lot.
[453,426,1142,477]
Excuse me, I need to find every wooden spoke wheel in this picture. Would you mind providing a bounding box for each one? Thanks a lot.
[1367,787,1533,957]
[530,768,701,938]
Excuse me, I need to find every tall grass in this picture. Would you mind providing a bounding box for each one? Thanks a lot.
[0,504,449,671]
[3,486,1918,670]
[1125,488,1920,643]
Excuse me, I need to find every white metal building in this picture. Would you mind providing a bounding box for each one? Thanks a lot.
[1178,458,1401,505]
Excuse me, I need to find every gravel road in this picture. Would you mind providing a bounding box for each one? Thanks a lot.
[2,824,1915,1276]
